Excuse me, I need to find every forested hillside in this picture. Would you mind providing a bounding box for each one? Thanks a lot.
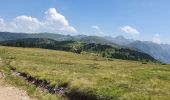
[0,38,158,63]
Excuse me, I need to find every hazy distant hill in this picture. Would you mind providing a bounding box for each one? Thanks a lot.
[0,32,29,41]
[0,32,74,41]
[79,36,116,45]
[104,35,170,64]
[128,41,170,63]
[104,35,134,45]
[0,32,115,45]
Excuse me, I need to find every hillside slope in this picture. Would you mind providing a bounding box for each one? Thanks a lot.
[128,41,170,63]
[1,32,169,63]
[0,38,158,63]
[0,46,169,100]
[103,35,170,64]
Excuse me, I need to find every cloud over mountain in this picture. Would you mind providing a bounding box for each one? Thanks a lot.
[152,34,161,44]
[120,26,140,35]
[0,8,77,34]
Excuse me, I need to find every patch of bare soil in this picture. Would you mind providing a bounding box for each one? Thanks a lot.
[0,57,35,100]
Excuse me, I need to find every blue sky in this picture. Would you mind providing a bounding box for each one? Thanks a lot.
[0,0,170,44]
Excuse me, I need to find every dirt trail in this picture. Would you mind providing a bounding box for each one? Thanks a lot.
[0,57,35,100]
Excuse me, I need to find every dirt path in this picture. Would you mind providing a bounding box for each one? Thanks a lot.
[0,57,34,100]
[0,72,35,100]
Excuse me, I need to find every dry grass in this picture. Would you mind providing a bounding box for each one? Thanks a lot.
[0,46,170,100]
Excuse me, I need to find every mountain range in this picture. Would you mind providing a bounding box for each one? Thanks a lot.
[104,36,170,63]
[0,32,170,63]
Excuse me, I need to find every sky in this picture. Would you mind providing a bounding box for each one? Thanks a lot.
[0,0,170,44]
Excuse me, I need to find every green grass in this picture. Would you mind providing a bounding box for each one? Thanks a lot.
[0,54,62,100]
[0,62,62,100]
[0,46,170,100]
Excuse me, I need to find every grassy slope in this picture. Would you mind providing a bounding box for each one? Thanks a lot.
[0,46,170,100]
[0,38,158,63]
[0,50,62,100]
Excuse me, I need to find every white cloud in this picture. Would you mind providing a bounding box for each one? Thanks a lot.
[13,16,41,33]
[0,8,77,34]
[0,18,5,26]
[43,8,76,33]
[0,18,5,31]
[120,26,140,35]
[91,25,105,36]
[91,25,100,30]
[0,18,14,32]
[152,34,161,44]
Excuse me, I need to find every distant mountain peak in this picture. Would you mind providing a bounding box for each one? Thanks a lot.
[115,35,126,39]
[128,40,170,63]
[104,35,134,46]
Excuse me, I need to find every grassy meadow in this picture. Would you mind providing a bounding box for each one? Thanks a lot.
[0,46,170,100]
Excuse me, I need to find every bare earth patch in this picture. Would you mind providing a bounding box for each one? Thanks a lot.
[0,56,34,100]
[0,72,35,100]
